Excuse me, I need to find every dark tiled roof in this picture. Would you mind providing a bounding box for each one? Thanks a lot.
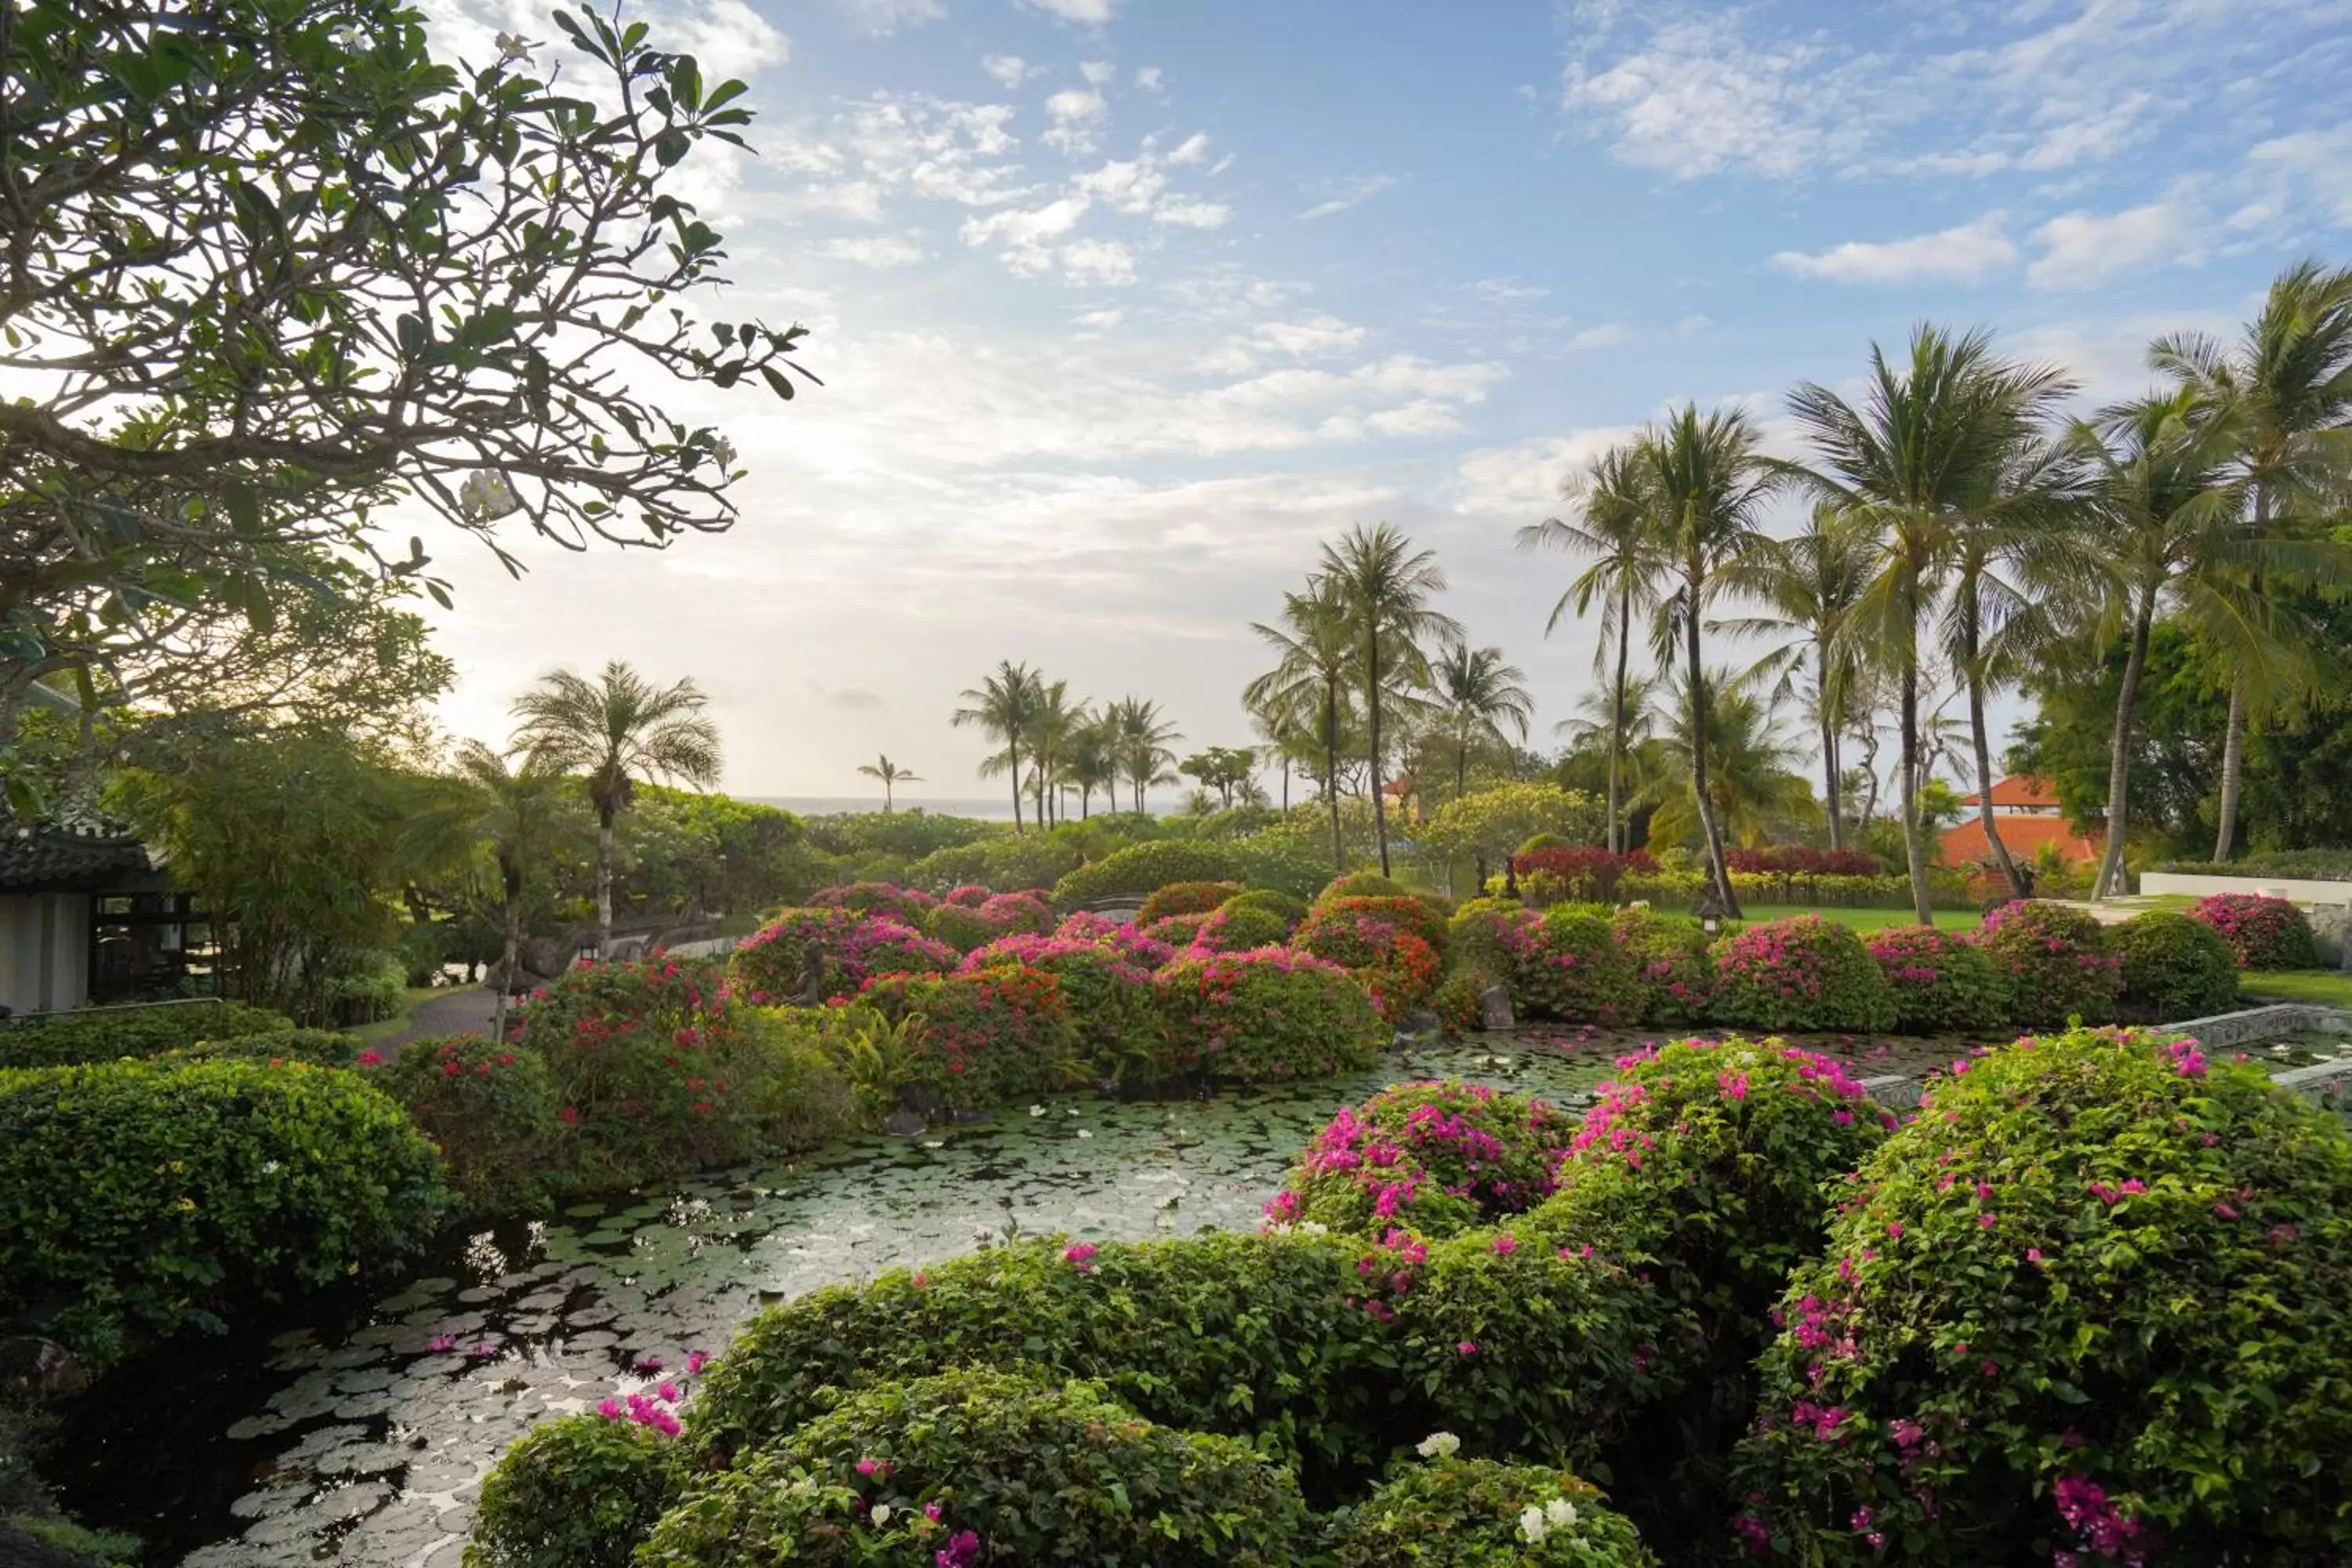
[0,825,154,891]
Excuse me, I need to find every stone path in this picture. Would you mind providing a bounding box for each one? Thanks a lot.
[379,988,500,1054]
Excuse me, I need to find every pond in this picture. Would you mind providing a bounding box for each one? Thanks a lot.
[53,1027,1968,1566]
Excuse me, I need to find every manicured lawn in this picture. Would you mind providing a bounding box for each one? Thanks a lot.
[350,985,445,1047]
[2238,970,2352,1009]
[1737,904,1980,932]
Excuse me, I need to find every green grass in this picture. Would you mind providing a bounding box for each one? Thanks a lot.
[2238,970,2352,1009]
[349,985,445,1048]
[1737,904,1980,932]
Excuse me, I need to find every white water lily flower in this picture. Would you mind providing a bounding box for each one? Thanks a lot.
[1415,1432,1461,1459]
[1076,1129,1093,1138]
[1519,1505,1548,1543]
[870,1504,891,1526]
[1545,1497,1577,1528]
[1030,1105,1047,1116]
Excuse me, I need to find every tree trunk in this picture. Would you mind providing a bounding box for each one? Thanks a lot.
[1367,626,1391,877]
[883,779,895,813]
[2095,590,2156,900]
[2213,680,2246,862]
[1609,583,1631,855]
[1324,680,1344,872]
[1684,583,1740,918]
[494,872,521,1042]
[1897,629,1933,927]
[596,806,616,957]
[1962,591,2025,898]
[1009,742,1025,833]
[1818,643,1842,853]
[1280,758,1290,812]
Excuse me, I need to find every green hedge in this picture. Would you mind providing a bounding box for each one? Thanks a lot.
[1332,1457,1656,1566]
[2111,909,2240,1021]
[0,999,294,1069]
[468,1412,679,1568]
[2153,851,2352,881]
[0,1059,446,1363]
[1052,837,1330,905]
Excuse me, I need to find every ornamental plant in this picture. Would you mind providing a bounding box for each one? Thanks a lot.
[1495,907,1646,1025]
[1975,900,2121,1026]
[1732,1026,2352,1566]
[959,935,1165,1080]
[638,1370,1310,1566]
[975,889,1053,935]
[1051,840,1248,903]
[1318,871,1411,902]
[467,1410,681,1568]
[1192,898,1294,953]
[2187,892,2319,970]
[1308,893,1454,960]
[163,1027,362,1069]
[1864,927,2009,1035]
[1265,1080,1578,1239]
[853,966,1080,1110]
[727,906,862,1003]
[806,880,934,925]
[1051,910,1178,968]
[1143,912,1211,949]
[920,901,1012,954]
[1709,915,1899,1033]
[0,1058,445,1364]
[1332,1458,1655,1567]
[1513,846,1657,907]
[1135,879,1243,925]
[0,998,293,1069]
[942,884,992,908]
[1156,949,1388,1081]
[2111,909,2241,1021]
[371,1035,562,1213]
[1291,906,1443,1019]
[1610,908,1715,1026]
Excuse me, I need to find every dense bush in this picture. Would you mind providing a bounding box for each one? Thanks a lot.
[1975,900,2120,1026]
[1733,1027,2352,1565]
[1225,886,1307,926]
[1864,927,2008,1035]
[959,935,1163,1080]
[1054,840,1247,904]
[918,893,1051,954]
[1310,894,1453,960]
[1318,871,1411,902]
[2187,891,2320,970]
[920,902,1012,954]
[1432,969,1496,1034]
[372,1035,563,1212]
[1512,846,1657,907]
[2111,908,2241,1020]
[1721,846,1884,877]
[854,967,1080,1109]
[1708,915,1899,1033]
[162,1027,362,1069]
[1156,949,1388,1080]
[728,910,955,1003]
[807,880,934,925]
[0,1058,445,1362]
[2154,850,2352,881]
[1332,1457,1655,1567]
[1610,908,1715,1026]
[1142,912,1210,949]
[1052,910,1177,969]
[0,998,292,1069]
[1192,898,1294,953]
[1292,904,1443,1019]
[467,1410,679,1568]
[1495,908,1646,1025]
[1619,869,1977,913]
[1135,880,1243,925]
[1265,1080,1577,1239]
[641,1370,1311,1566]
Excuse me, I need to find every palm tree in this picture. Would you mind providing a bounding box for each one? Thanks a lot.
[856,754,920,812]
[1519,443,1664,853]
[1715,504,1871,851]
[1243,687,1303,811]
[1428,642,1534,806]
[1248,581,1359,869]
[1781,325,2071,924]
[1107,696,1181,813]
[2151,260,2352,861]
[1024,680,1083,827]
[1319,522,1461,877]
[953,660,1044,832]
[1640,669,1817,850]
[1642,407,1782,917]
[1061,713,1117,820]
[511,660,722,956]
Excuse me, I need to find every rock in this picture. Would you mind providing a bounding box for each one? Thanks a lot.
[880,1110,926,1137]
[2307,902,2351,970]
[1394,1007,1443,1040]
[0,1335,89,1403]
[947,1109,993,1125]
[1478,983,1515,1031]
[899,1081,943,1116]
[604,935,649,964]
[518,937,572,981]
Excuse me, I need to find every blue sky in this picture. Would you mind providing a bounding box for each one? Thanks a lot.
[423,0,2352,799]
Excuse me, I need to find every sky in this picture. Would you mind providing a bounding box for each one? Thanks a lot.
[416,0,2352,801]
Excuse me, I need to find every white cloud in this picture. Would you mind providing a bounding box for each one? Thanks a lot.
[1562,16,1862,180]
[1080,59,1116,85]
[1015,0,1116,22]
[1075,156,1165,214]
[1042,85,1109,154]
[2027,201,2196,290]
[1260,317,1368,358]
[782,181,889,223]
[1454,428,1640,517]
[1152,199,1229,227]
[1167,132,1211,166]
[833,0,943,34]
[1061,238,1138,286]
[2245,122,2352,227]
[1564,322,1636,351]
[1465,278,1550,304]
[1074,306,1126,331]
[981,54,1036,89]
[841,94,1024,207]
[815,234,927,268]
[961,195,1091,274]
[659,0,789,71]
[1300,173,1398,220]
[1134,66,1164,93]
[1770,214,2017,285]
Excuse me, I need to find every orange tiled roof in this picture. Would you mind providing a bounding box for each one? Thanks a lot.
[1937,813,2101,869]
[1960,774,2063,810]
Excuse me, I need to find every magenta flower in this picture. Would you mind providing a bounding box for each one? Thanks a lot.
[1457,1339,1478,1356]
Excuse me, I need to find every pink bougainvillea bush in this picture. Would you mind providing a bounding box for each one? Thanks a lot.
[1493,906,1646,1025]
[1865,926,2009,1035]
[853,966,1080,1110]
[1610,907,1717,1027]
[1290,902,1444,1020]
[922,893,1052,955]
[1051,910,1178,970]
[960,934,1165,1079]
[2187,892,2319,971]
[1154,948,1388,1081]
[1974,900,2121,1026]
[728,909,955,1003]
[807,880,935,926]
[1264,1080,1579,1240]
[1732,1026,2352,1566]
[1709,915,1899,1034]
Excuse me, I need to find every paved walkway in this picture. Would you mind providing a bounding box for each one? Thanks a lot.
[378,986,501,1053]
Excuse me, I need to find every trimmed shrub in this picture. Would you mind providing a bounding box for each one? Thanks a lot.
[730,910,955,1003]
[1135,880,1242,925]
[2187,891,2319,970]
[1156,949,1388,1080]
[1318,871,1411,902]
[1292,905,1443,1019]
[0,998,293,1069]
[959,935,1165,1080]
[943,884,991,908]
[920,902,1012,954]
[1611,908,1715,1027]
[1513,846,1657,907]
[1225,886,1308,926]
[1053,840,1247,904]
[975,889,1052,935]
[1192,898,1294,953]
[1432,968,1498,1033]
[854,967,1080,1109]
[2112,909,2241,1021]
[1333,1457,1656,1567]
[370,1035,562,1212]
[642,1370,1310,1566]
[1864,926,2009,1035]
[1733,1026,2352,1566]
[1142,912,1210,949]
[807,880,934,925]
[0,1058,445,1362]
[162,1027,362,1069]
[1052,911,1178,969]
[467,1411,679,1568]
[1708,915,1899,1033]
[1448,898,1527,973]
[1975,900,2120,1026]
[1265,1080,1577,1239]
[1495,908,1646,1025]
[1309,894,1453,960]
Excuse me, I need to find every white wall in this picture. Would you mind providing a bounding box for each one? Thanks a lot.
[2139,873,2352,907]
[0,894,89,1016]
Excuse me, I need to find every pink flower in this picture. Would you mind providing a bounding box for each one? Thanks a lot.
[356,1050,383,1066]
[1490,1235,1517,1255]
[686,1350,713,1374]
[2212,1201,2239,1221]
[657,1382,680,1403]
[1457,1339,1479,1356]
[428,1334,455,1352]
[1063,1242,1098,1271]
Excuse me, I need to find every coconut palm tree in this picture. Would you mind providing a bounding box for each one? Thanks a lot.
[2151,260,2352,862]
[511,660,722,956]
[1781,325,2072,924]
[1428,641,1534,807]
[953,660,1045,833]
[1247,580,1359,869]
[1061,713,1117,820]
[1519,442,1664,853]
[1641,407,1782,917]
[1640,670,1817,850]
[1022,680,1083,827]
[1106,696,1181,814]
[1243,687,1305,811]
[1716,503,1873,852]
[856,754,920,812]
[1319,522,1462,877]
